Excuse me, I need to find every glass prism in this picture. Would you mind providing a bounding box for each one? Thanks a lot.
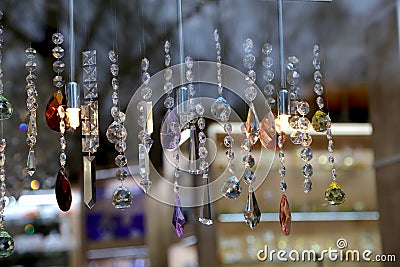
[83,156,96,209]
[244,190,261,229]
[172,194,187,238]
[279,194,291,236]
[160,110,181,151]
[199,174,213,225]
[27,149,36,176]
[245,104,260,145]
[259,111,277,150]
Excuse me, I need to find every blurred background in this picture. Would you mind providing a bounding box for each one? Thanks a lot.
[0,0,398,266]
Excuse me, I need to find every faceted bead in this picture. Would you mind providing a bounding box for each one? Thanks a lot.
[0,229,14,258]
[53,75,64,88]
[165,54,171,67]
[287,70,300,86]
[198,117,205,130]
[300,147,313,161]
[25,47,37,59]
[316,96,325,109]
[164,40,170,53]
[289,115,300,129]
[185,56,193,69]
[243,38,253,53]
[312,110,331,132]
[199,160,209,171]
[224,123,232,134]
[298,117,310,131]
[141,86,152,100]
[164,68,173,80]
[108,50,118,63]
[301,132,313,146]
[25,61,37,72]
[313,57,321,70]
[198,146,208,158]
[112,78,119,90]
[243,54,255,69]
[164,96,174,109]
[263,83,275,95]
[115,140,127,153]
[260,111,278,150]
[245,105,260,145]
[172,194,186,238]
[245,69,256,84]
[244,190,261,230]
[52,32,64,45]
[243,169,256,185]
[55,168,72,212]
[140,179,152,194]
[116,168,128,180]
[110,64,119,77]
[279,194,291,236]
[52,46,64,59]
[262,43,272,55]
[213,29,219,42]
[242,154,255,168]
[223,136,234,148]
[280,180,287,192]
[262,56,273,68]
[297,101,310,116]
[141,57,149,71]
[225,149,234,160]
[185,70,193,82]
[303,178,312,193]
[314,83,324,95]
[302,163,313,178]
[241,139,253,152]
[53,60,65,73]
[195,103,205,116]
[211,97,231,121]
[112,185,133,209]
[325,181,346,205]
[290,86,301,100]
[314,71,322,83]
[221,176,242,199]
[0,95,13,120]
[290,130,302,145]
[286,56,300,71]
[115,154,127,167]
[263,70,274,82]
[45,90,68,132]
[313,44,320,56]
[160,110,181,151]
[245,86,257,102]
[106,121,127,143]
[199,131,207,144]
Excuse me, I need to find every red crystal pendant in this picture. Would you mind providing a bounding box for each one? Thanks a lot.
[55,168,72,212]
[45,90,69,132]
[279,194,291,236]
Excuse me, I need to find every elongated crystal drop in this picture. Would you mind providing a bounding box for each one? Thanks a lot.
[245,104,260,145]
[244,190,261,229]
[259,111,277,150]
[112,185,132,209]
[55,168,72,212]
[83,156,96,209]
[45,90,68,132]
[0,229,14,258]
[189,125,198,172]
[26,149,36,176]
[172,194,187,238]
[199,174,213,225]
[325,181,346,205]
[160,110,181,151]
[0,95,13,120]
[138,144,150,179]
[279,194,291,236]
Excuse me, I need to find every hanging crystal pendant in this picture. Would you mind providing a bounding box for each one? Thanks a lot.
[189,124,198,173]
[0,95,13,120]
[221,176,242,199]
[160,110,181,151]
[259,111,277,150]
[199,173,213,225]
[279,194,291,236]
[0,229,14,258]
[245,104,260,145]
[26,149,36,176]
[83,156,96,209]
[112,185,133,209]
[55,168,72,212]
[312,110,331,132]
[45,90,68,132]
[211,96,231,121]
[172,193,187,238]
[244,190,261,230]
[325,181,346,205]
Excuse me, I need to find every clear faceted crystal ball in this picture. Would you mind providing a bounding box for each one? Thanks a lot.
[25,47,37,59]
[221,176,242,199]
[52,32,64,45]
[211,97,231,121]
[243,169,256,185]
[243,38,253,53]
[0,229,14,258]
[112,186,133,209]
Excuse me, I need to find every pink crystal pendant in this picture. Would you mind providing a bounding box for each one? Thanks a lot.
[279,194,291,236]
[172,194,186,238]
[55,168,72,212]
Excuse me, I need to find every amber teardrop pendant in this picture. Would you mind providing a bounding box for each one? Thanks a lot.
[279,194,291,236]
[55,168,72,212]
[45,90,69,132]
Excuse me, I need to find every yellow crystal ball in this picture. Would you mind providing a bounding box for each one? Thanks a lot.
[325,181,346,205]
[312,110,330,132]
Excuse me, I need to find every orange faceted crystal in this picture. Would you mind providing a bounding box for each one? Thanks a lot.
[45,90,69,132]
[260,112,278,150]
[279,194,291,236]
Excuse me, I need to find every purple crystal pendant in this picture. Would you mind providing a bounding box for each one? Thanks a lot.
[172,194,186,238]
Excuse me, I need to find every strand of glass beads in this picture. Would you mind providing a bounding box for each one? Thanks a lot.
[242,38,261,230]
[287,56,302,146]
[106,50,132,209]
[0,11,15,258]
[137,57,153,193]
[309,45,346,205]
[25,47,38,176]
[262,42,276,108]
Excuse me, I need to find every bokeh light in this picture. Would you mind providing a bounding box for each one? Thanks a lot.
[24,223,35,235]
[31,179,40,190]
[19,123,27,131]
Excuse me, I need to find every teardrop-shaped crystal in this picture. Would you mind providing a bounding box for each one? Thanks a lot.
[259,111,278,150]
[279,194,291,236]
[45,90,68,132]
[244,190,261,230]
[0,95,13,120]
[325,181,346,205]
[140,179,152,194]
[27,149,36,176]
[172,194,187,237]
[211,96,231,121]
[112,185,133,209]
[55,168,72,212]
[312,110,331,132]
[245,104,260,145]
[221,176,242,199]
[0,229,14,258]
[160,110,181,151]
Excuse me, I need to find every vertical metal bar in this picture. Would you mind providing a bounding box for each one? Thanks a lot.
[278,0,286,89]
[177,0,185,84]
[69,0,75,81]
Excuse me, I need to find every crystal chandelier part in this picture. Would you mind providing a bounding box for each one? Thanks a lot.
[210,96,231,121]
[221,176,242,199]
[0,95,12,120]
[45,90,68,132]
[312,110,331,132]
[0,229,14,258]
[172,194,187,237]
[245,104,260,145]
[259,111,278,150]
[83,156,96,209]
[160,110,181,151]
[279,194,291,236]
[55,168,72,212]
[325,181,346,205]
[244,190,261,230]
[112,185,133,209]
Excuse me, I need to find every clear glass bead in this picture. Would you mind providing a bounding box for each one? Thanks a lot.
[287,70,300,86]
[221,176,242,199]
[279,165,286,176]
[262,56,273,68]
[314,70,322,83]
[165,54,171,66]
[301,132,313,146]
[264,83,275,95]
[224,136,234,148]
[286,56,300,70]
[141,57,149,71]
[164,68,173,80]
[164,40,170,53]
[53,75,64,88]
[266,97,276,107]
[142,72,150,84]
[59,152,67,166]
[280,180,287,192]
[243,169,256,185]
[302,163,313,178]
[313,44,320,57]
[246,69,256,84]
[226,149,234,160]
[199,160,209,171]
[290,86,301,100]
[52,46,64,59]
[198,117,205,130]
[199,132,206,144]
[185,56,193,69]
[52,33,64,45]
[245,86,257,101]
[313,57,321,70]
[263,70,274,82]
[243,54,255,69]
[195,103,204,116]
[262,43,272,55]
[115,140,127,153]
[303,178,312,193]
[242,154,255,168]
[198,146,208,158]
[243,38,253,53]
[164,96,174,109]
[25,47,37,59]
[297,101,310,116]
[241,139,253,152]
[141,87,152,100]
[300,147,313,161]
[298,117,310,131]
[108,50,118,63]
[115,154,127,167]
[53,60,65,73]
[112,78,119,90]
[110,64,119,76]
[314,83,324,95]
[224,123,232,134]
[316,97,324,109]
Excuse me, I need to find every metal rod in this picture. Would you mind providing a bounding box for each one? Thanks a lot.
[177,0,185,84]
[69,0,75,81]
[278,0,286,89]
